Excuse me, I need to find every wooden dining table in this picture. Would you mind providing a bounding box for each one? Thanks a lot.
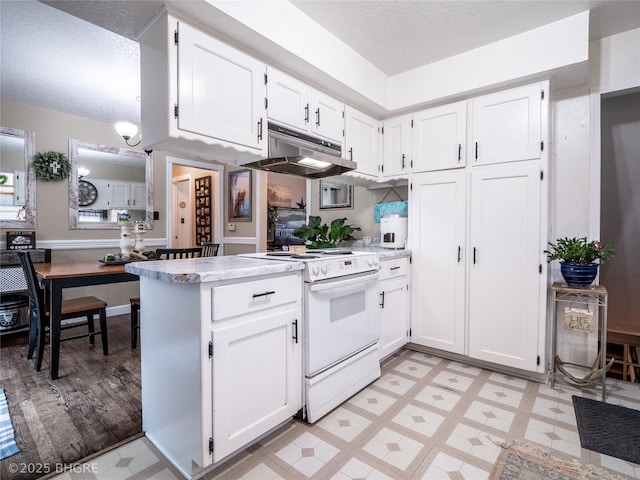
[33,261,139,380]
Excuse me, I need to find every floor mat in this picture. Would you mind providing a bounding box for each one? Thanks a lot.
[572,395,640,464]
[0,389,20,460]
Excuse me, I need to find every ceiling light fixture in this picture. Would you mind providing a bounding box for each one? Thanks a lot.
[115,121,142,147]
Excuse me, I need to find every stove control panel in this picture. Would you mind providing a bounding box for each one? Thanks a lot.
[306,254,379,282]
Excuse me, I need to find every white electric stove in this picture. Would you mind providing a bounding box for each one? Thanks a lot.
[240,249,382,422]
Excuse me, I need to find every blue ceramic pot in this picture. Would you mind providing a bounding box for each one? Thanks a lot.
[560,262,598,287]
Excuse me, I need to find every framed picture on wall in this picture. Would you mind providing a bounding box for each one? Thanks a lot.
[228,169,252,221]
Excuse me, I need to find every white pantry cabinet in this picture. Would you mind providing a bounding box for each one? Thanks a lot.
[140,272,302,479]
[412,101,467,173]
[139,13,267,162]
[410,170,466,355]
[410,80,548,374]
[382,114,412,179]
[266,67,344,144]
[470,83,543,166]
[467,161,542,369]
[343,106,380,180]
[378,256,410,359]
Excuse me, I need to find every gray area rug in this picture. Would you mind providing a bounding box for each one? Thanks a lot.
[573,395,640,464]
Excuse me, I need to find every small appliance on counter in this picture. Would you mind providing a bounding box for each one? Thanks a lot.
[380,214,407,248]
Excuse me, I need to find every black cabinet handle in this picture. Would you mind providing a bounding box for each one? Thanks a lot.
[475,142,478,160]
[349,147,353,161]
[458,144,462,162]
[402,154,406,169]
[252,290,275,298]
[458,246,461,263]
[379,291,385,308]
[292,319,298,343]
[304,104,309,123]
[473,247,477,264]
[257,118,263,141]
[316,108,320,126]
[390,266,400,271]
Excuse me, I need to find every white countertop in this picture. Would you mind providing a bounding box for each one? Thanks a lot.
[125,255,305,284]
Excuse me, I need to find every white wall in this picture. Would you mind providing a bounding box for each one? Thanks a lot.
[550,28,640,365]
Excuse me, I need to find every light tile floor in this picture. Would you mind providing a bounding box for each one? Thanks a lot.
[50,349,640,480]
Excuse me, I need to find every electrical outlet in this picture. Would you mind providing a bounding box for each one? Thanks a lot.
[228,223,236,231]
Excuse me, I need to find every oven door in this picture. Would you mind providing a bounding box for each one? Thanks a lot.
[305,270,379,377]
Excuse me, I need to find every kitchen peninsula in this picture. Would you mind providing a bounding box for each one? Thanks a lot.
[126,256,305,479]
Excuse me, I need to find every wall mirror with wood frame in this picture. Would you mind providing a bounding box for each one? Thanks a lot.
[68,139,153,230]
[0,126,36,229]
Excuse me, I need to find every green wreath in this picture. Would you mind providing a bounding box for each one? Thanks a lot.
[33,151,71,181]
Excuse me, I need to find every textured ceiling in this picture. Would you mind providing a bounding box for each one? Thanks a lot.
[291,0,640,75]
[1,0,639,129]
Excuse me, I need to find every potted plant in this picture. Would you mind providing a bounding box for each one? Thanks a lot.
[545,236,615,287]
[292,215,360,249]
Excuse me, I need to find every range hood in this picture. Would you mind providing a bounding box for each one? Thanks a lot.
[242,123,357,179]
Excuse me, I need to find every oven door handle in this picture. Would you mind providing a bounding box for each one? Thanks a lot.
[308,270,379,292]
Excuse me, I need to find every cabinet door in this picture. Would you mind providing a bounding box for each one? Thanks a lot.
[413,101,466,173]
[470,83,542,165]
[382,114,411,179]
[177,21,266,150]
[311,90,344,143]
[109,182,130,208]
[267,68,310,132]
[212,309,301,462]
[130,182,146,209]
[344,106,379,179]
[410,170,466,354]
[379,276,409,359]
[468,161,541,370]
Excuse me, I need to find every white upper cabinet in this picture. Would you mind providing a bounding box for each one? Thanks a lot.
[470,83,543,165]
[139,13,267,161]
[266,67,344,144]
[266,68,311,132]
[413,101,467,173]
[382,114,412,179]
[344,106,380,179]
[311,90,344,143]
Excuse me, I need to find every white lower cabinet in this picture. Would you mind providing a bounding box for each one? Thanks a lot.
[467,161,543,370]
[378,257,410,360]
[140,272,302,479]
[410,170,466,354]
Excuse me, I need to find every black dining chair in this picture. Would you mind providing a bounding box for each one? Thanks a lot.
[129,246,203,349]
[200,242,220,257]
[18,251,109,373]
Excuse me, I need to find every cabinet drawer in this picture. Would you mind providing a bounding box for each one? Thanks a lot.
[379,258,408,280]
[212,274,300,321]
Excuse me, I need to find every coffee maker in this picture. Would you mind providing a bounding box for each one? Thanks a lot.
[380,215,407,248]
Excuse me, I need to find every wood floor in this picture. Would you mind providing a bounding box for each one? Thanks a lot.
[0,314,141,480]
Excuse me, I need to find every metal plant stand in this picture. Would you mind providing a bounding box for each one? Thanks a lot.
[550,282,610,401]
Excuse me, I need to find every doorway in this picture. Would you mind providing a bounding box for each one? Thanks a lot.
[172,175,192,248]
[166,157,223,252]
[599,89,640,334]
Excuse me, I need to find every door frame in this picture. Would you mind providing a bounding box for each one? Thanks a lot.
[166,156,224,254]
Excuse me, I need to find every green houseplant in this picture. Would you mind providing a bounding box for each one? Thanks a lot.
[292,215,360,249]
[545,236,615,287]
